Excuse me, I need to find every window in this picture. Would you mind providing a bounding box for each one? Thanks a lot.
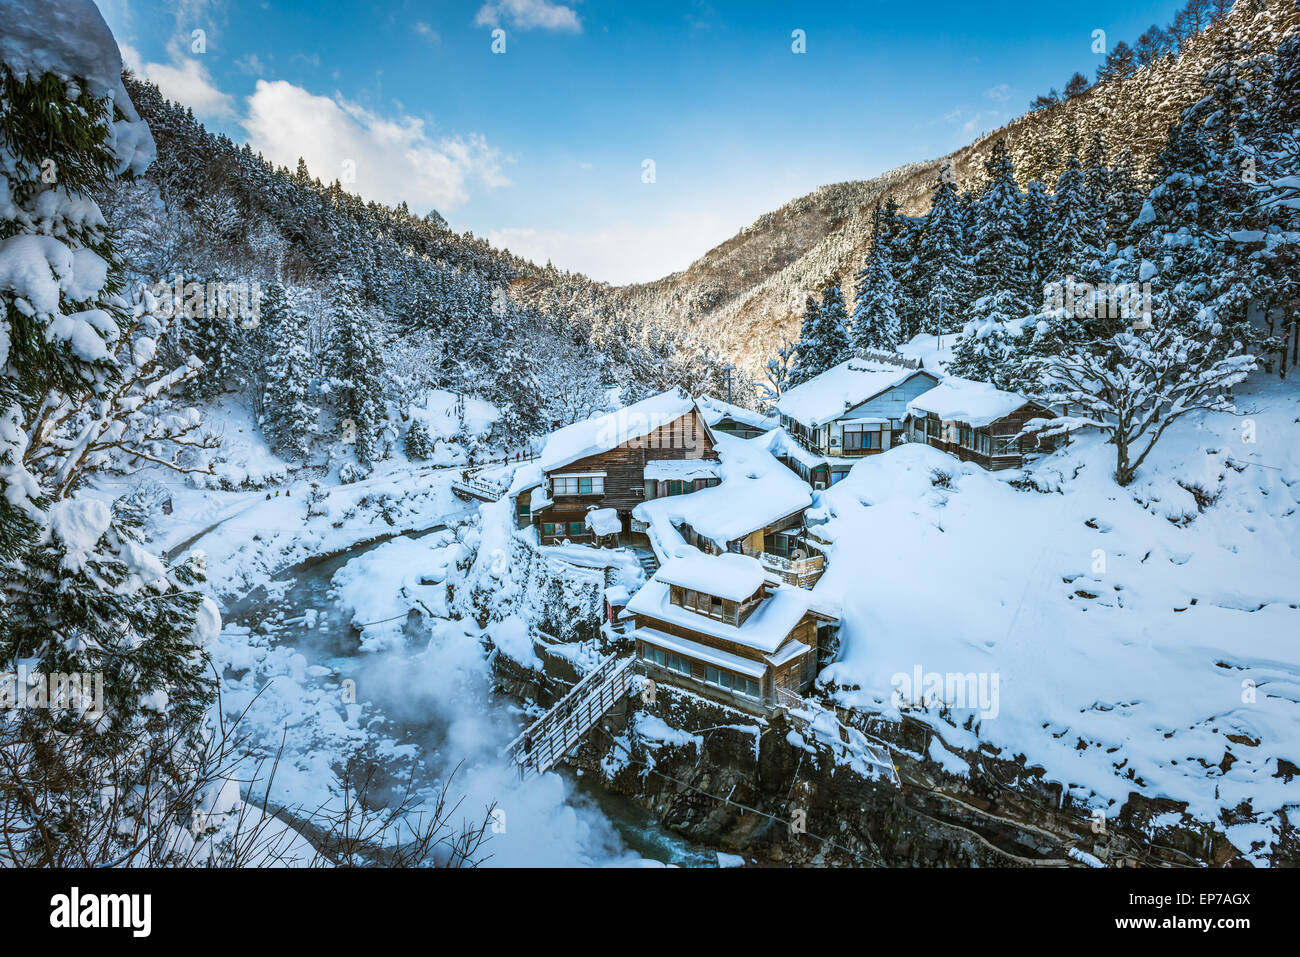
[925,417,941,439]
[552,475,604,496]
[841,424,878,452]
[567,521,585,536]
[977,432,991,455]
[665,480,688,496]
[517,499,530,517]
[542,523,555,537]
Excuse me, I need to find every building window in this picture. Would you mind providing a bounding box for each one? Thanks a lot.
[542,523,555,537]
[959,424,973,448]
[926,418,941,439]
[552,475,604,496]
[665,480,688,496]
[517,499,530,517]
[567,521,585,537]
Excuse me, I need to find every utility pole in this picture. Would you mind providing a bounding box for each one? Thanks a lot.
[723,364,736,404]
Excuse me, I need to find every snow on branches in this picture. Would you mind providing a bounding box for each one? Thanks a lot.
[1021,328,1256,485]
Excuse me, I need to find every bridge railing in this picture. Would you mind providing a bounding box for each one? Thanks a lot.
[503,653,635,780]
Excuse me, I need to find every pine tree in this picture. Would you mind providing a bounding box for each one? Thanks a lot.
[952,142,1030,388]
[1022,180,1055,304]
[1105,147,1148,245]
[403,418,436,460]
[0,2,222,865]
[1049,153,1105,284]
[792,287,851,384]
[264,337,319,461]
[851,204,904,353]
[918,169,970,342]
[324,276,386,464]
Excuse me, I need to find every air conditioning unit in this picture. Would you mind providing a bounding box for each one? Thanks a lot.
[813,481,826,491]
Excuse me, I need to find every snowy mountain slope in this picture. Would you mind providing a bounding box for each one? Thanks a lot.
[578,3,1285,380]
[808,377,1300,860]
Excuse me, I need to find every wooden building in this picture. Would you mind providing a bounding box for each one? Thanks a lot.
[696,395,777,440]
[624,553,836,713]
[906,376,1059,471]
[530,389,720,545]
[774,352,940,487]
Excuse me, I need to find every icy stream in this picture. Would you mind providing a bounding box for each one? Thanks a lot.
[221,528,714,868]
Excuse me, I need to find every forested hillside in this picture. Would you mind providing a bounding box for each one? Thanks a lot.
[600,0,1299,383]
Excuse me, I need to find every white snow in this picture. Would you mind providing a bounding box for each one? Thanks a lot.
[777,357,928,427]
[696,394,775,431]
[584,507,621,537]
[643,458,721,481]
[907,375,1033,428]
[539,388,703,472]
[636,432,811,551]
[626,577,813,655]
[807,379,1300,854]
[654,552,765,602]
[0,0,154,175]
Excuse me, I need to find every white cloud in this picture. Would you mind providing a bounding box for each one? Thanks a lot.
[414,21,441,43]
[985,83,1010,102]
[244,80,508,211]
[234,53,266,76]
[474,0,582,32]
[487,210,736,285]
[120,44,236,119]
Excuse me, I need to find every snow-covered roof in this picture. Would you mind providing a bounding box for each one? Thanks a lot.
[585,507,621,537]
[507,462,543,496]
[759,427,826,470]
[539,388,707,473]
[634,433,812,549]
[696,395,775,431]
[776,358,933,427]
[643,459,720,481]
[655,552,764,602]
[625,578,814,654]
[907,376,1036,429]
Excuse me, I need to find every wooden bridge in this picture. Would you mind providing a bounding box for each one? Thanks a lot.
[503,654,635,781]
[450,473,510,503]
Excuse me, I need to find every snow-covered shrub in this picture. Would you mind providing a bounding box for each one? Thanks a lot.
[339,461,372,484]
[404,418,435,459]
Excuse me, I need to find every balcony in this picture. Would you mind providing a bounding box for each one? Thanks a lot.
[757,551,824,589]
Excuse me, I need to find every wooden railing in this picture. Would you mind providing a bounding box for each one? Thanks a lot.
[757,551,824,588]
[450,474,509,502]
[502,654,635,780]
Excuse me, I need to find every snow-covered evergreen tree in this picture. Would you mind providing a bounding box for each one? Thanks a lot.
[851,204,903,353]
[952,143,1032,388]
[323,275,386,464]
[918,170,970,341]
[0,0,223,866]
[791,287,850,385]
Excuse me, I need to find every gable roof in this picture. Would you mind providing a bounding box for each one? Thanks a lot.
[907,376,1040,428]
[696,395,776,431]
[539,388,714,473]
[655,552,765,602]
[634,432,812,548]
[776,358,938,427]
[625,577,813,654]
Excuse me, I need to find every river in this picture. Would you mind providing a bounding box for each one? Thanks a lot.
[221,526,716,868]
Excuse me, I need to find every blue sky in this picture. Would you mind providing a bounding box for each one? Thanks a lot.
[96,0,1185,284]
